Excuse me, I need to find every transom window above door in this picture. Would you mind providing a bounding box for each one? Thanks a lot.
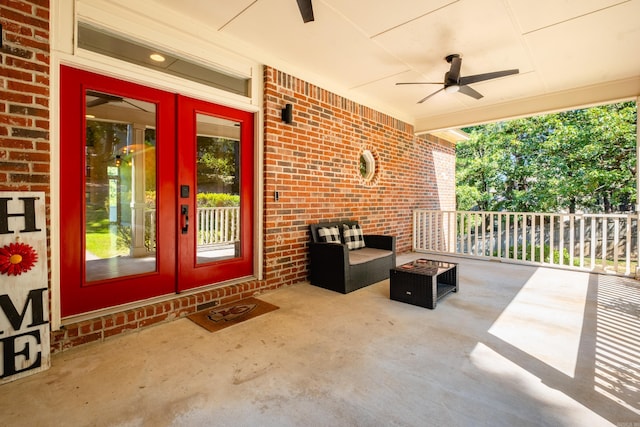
[77,22,250,97]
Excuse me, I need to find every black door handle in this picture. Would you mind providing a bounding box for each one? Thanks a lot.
[181,204,189,234]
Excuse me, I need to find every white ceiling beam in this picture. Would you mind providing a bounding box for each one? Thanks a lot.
[415,75,640,134]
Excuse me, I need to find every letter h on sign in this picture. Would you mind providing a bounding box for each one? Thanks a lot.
[0,197,42,235]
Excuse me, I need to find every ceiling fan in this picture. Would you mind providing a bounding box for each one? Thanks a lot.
[296,0,314,23]
[397,54,519,103]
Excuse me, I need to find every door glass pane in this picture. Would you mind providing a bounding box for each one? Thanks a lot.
[195,113,241,264]
[85,91,157,281]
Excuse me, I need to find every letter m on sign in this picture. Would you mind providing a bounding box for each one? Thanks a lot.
[0,288,48,334]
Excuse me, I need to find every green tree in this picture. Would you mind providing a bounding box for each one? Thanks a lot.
[197,136,238,194]
[457,101,637,213]
[85,120,128,212]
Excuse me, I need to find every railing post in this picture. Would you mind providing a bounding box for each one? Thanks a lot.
[465,212,471,255]
[601,217,608,269]
[549,214,555,265]
[539,214,544,263]
[529,214,535,261]
[423,211,428,251]
[520,214,527,261]
[451,211,455,253]
[613,217,620,271]
[635,96,639,276]
[579,216,585,268]
[474,212,480,256]
[559,216,565,266]
[636,213,640,278]
[412,210,417,251]
[457,212,462,254]
[590,217,596,269]
[480,212,485,256]
[506,214,511,259]
[569,215,575,265]
[624,215,631,276]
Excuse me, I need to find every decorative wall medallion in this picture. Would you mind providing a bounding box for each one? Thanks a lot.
[358,148,380,186]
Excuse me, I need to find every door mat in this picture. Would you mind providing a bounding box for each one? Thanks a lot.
[187,297,279,333]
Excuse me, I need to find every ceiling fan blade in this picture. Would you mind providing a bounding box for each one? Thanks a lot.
[86,90,122,107]
[86,90,121,100]
[122,99,151,113]
[417,88,444,104]
[86,98,110,108]
[459,69,519,86]
[448,55,462,82]
[296,0,314,23]
[396,81,444,85]
[458,85,483,99]
[86,90,123,108]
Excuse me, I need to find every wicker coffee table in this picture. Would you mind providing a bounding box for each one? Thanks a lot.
[390,259,458,309]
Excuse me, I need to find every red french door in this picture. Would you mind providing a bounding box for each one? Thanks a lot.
[176,96,254,291]
[60,66,254,317]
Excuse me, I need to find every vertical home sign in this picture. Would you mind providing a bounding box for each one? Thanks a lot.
[0,192,50,384]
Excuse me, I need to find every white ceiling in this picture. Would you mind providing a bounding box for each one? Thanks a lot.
[147,0,640,133]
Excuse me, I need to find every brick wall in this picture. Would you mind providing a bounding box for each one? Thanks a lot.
[262,67,455,286]
[0,0,50,193]
[1,3,455,353]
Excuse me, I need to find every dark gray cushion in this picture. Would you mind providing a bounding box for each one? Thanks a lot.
[348,247,392,265]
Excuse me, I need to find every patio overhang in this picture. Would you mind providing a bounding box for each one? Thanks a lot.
[135,0,640,133]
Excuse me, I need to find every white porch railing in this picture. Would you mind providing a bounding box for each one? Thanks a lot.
[414,210,640,277]
[144,209,157,251]
[143,206,240,250]
[195,206,240,247]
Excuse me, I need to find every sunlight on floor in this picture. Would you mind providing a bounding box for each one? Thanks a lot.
[487,268,589,378]
[481,267,640,419]
[594,275,640,416]
[469,342,612,426]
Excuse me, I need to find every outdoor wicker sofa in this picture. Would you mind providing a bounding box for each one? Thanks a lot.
[309,220,396,293]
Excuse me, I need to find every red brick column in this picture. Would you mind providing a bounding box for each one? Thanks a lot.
[0,0,50,193]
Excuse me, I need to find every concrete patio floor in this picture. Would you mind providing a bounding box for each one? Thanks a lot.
[1,254,639,426]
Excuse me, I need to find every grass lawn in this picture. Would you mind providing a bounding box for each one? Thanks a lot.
[85,210,128,258]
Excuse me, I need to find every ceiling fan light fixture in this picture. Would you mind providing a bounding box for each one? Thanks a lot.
[444,85,460,94]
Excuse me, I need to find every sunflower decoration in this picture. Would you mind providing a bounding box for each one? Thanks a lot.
[0,242,38,276]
